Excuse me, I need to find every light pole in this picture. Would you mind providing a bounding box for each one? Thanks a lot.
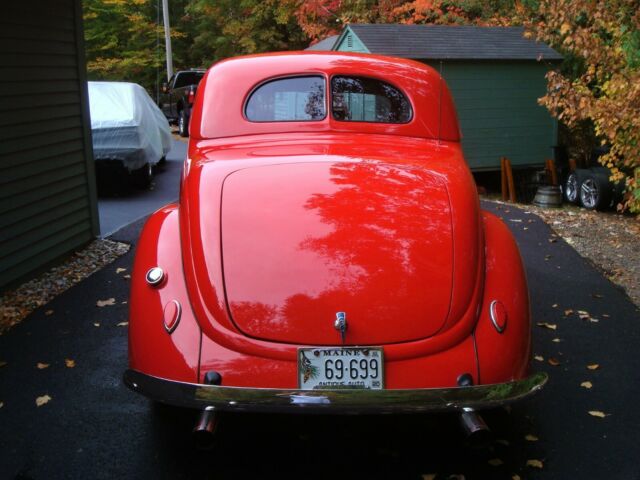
[162,0,174,81]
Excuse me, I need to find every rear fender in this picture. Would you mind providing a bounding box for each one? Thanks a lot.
[128,205,201,382]
[474,211,531,384]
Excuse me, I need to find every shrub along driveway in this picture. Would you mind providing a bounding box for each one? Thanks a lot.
[0,202,638,479]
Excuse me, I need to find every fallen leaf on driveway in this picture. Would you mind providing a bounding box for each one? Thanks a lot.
[552,338,562,343]
[509,219,522,223]
[96,298,116,307]
[591,293,603,299]
[116,322,128,327]
[0,361,6,368]
[525,434,539,442]
[534,355,544,362]
[488,458,504,466]
[116,268,127,274]
[548,358,561,366]
[93,323,100,327]
[602,314,610,318]
[0,401,3,408]
[421,475,436,480]
[577,310,590,320]
[123,274,131,279]
[65,359,75,368]
[581,381,593,389]
[36,395,52,407]
[526,459,544,469]
[551,303,558,308]
[564,309,574,316]
[588,410,607,418]
[512,475,521,480]
[537,322,557,330]
[587,364,600,370]
[45,310,54,316]
[36,362,49,369]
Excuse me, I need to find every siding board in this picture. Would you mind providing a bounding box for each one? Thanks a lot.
[0,116,83,142]
[0,104,81,127]
[0,187,87,229]
[0,140,83,169]
[0,230,92,289]
[0,92,80,111]
[0,0,99,290]
[1,150,85,182]
[1,175,87,214]
[1,127,83,155]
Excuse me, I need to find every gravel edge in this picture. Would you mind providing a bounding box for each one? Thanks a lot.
[0,239,130,334]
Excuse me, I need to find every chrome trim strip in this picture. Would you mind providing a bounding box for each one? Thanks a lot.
[124,369,547,414]
[489,300,506,333]
[163,300,182,334]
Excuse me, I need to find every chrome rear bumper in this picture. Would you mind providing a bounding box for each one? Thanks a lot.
[124,369,547,414]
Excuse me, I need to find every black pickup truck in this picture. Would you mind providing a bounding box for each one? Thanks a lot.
[159,69,206,137]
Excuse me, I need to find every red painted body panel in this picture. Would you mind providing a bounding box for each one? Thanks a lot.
[128,52,532,395]
[475,212,531,383]
[222,161,453,345]
[128,205,200,382]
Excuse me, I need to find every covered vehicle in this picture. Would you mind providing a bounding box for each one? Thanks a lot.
[124,52,546,440]
[88,81,171,187]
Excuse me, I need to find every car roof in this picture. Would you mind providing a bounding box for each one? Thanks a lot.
[191,51,460,142]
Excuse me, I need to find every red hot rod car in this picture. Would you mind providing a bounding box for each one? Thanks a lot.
[124,52,546,440]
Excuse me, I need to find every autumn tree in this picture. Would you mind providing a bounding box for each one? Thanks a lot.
[527,0,640,212]
[186,0,308,66]
[83,0,176,92]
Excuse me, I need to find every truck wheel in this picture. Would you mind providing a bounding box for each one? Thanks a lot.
[131,163,153,189]
[579,173,611,210]
[564,172,580,204]
[178,110,189,137]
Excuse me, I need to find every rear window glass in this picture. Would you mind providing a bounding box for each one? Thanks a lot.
[331,76,412,123]
[245,76,326,122]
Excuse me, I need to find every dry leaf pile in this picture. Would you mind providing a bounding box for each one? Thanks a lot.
[0,239,129,333]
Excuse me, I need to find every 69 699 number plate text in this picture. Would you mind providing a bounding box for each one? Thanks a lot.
[298,347,384,390]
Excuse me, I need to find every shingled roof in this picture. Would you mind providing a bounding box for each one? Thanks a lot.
[306,35,339,51]
[346,24,562,61]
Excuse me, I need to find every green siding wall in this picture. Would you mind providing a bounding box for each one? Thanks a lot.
[429,61,556,171]
[0,0,99,290]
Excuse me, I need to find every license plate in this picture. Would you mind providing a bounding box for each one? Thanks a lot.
[298,347,384,390]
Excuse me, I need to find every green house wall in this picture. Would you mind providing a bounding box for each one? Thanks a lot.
[427,61,556,171]
[334,29,557,171]
[0,0,99,290]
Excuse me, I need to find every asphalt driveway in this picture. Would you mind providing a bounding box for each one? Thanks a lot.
[0,201,638,479]
[97,139,186,237]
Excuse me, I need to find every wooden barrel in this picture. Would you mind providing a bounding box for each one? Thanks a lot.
[532,185,562,208]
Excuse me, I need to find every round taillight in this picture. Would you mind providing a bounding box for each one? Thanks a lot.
[163,300,181,333]
[489,300,507,333]
[146,267,164,286]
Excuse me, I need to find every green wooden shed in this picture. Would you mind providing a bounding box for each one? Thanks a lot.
[0,0,99,290]
[333,24,563,171]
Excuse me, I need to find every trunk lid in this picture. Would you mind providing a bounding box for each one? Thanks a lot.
[220,161,453,346]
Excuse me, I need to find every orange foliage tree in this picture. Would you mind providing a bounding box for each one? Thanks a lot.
[527,0,640,212]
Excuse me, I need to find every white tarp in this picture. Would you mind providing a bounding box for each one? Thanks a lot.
[88,81,172,171]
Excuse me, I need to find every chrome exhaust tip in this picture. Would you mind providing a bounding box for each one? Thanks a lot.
[193,371,222,450]
[193,406,218,450]
[460,408,492,446]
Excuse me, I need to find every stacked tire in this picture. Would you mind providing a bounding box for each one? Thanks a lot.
[564,167,616,211]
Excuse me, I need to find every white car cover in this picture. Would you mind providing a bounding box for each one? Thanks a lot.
[88,81,172,171]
